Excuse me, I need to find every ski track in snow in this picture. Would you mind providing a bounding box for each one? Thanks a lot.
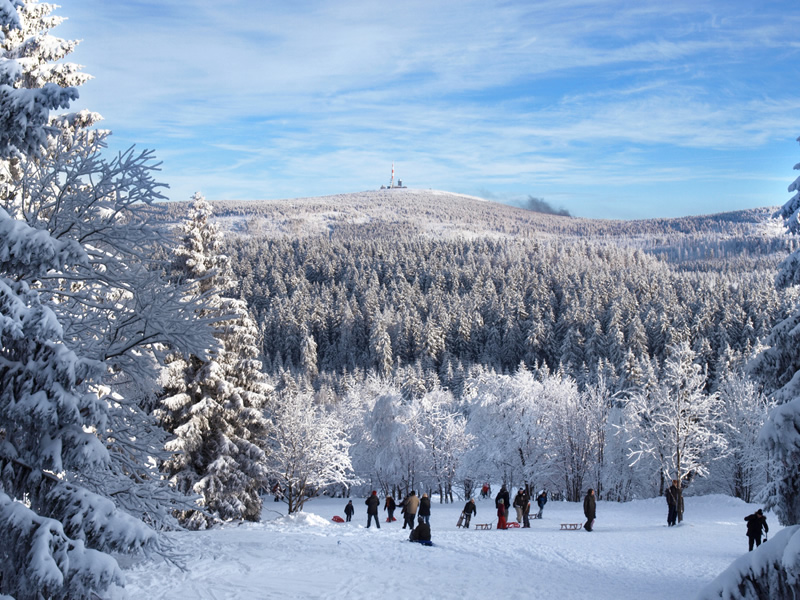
[119,494,771,600]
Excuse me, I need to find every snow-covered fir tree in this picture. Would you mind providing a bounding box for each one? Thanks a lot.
[700,138,800,600]
[0,0,220,533]
[156,194,272,527]
[0,0,75,156]
[0,209,159,598]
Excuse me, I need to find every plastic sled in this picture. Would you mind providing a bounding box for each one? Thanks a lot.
[332,515,345,523]
[506,522,521,528]
[410,539,433,546]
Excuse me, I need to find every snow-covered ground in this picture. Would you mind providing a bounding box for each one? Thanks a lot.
[119,494,776,600]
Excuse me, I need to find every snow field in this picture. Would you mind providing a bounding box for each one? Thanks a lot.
[118,494,773,600]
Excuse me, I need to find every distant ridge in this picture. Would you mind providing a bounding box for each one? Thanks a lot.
[159,188,780,241]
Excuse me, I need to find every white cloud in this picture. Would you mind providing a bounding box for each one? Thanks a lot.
[54,0,800,218]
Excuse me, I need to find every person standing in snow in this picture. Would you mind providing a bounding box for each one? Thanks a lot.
[744,509,769,551]
[344,500,354,522]
[365,491,381,529]
[536,490,548,519]
[418,493,431,524]
[384,495,396,522]
[522,492,531,528]
[401,490,420,530]
[666,480,681,527]
[513,488,526,524]
[583,488,596,532]
[462,498,477,529]
[497,498,508,529]
[495,484,510,519]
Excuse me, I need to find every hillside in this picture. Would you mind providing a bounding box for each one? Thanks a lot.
[158,188,782,242]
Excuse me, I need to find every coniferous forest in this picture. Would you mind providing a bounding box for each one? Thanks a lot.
[2,2,800,598]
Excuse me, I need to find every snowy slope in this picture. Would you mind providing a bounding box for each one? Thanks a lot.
[157,189,778,244]
[119,494,776,600]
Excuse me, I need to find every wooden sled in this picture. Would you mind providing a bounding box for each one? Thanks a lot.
[560,523,581,530]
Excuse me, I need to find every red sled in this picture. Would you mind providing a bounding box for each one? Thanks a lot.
[506,522,521,528]
[332,515,345,523]
[385,517,397,522]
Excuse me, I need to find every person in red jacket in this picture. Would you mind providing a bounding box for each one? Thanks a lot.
[497,498,507,530]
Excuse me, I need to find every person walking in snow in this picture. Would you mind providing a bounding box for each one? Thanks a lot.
[583,488,596,532]
[365,491,381,529]
[344,500,354,522]
[666,480,681,527]
[513,488,526,524]
[418,493,431,524]
[497,498,508,530]
[536,490,548,519]
[744,509,769,551]
[384,495,396,522]
[462,498,477,529]
[495,485,510,519]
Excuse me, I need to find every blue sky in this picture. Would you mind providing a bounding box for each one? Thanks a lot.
[55,0,800,219]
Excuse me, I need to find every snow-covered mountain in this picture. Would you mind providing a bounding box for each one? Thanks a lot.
[158,188,780,243]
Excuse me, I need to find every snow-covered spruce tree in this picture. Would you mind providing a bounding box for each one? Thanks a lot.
[701,139,800,600]
[269,389,353,514]
[0,0,221,532]
[0,0,75,156]
[0,209,159,599]
[156,194,272,527]
[623,342,727,510]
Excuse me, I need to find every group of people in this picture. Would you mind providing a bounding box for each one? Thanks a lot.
[345,483,771,552]
[490,485,550,530]
[345,490,433,543]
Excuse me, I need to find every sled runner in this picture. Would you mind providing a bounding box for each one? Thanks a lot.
[560,523,581,530]
[474,523,492,530]
[332,515,345,523]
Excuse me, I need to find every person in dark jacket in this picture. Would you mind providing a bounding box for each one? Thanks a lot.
[344,500,354,522]
[745,509,769,551]
[666,480,681,527]
[495,485,510,519]
[418,493,431,524]
[583,488,596,532]
[384,495,396,522]
[365,491,381,529]
[409,516,431,543]
[513,488,527,524]
[522,492,531,528]
[462,498,477,529]
[536,490,548,519]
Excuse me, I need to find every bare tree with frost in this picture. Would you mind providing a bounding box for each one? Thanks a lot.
[701,138,800,600]
[623,342,727,511]
[269,390,353,513]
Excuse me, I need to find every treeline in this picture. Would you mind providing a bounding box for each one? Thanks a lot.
[225,233,793,394]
